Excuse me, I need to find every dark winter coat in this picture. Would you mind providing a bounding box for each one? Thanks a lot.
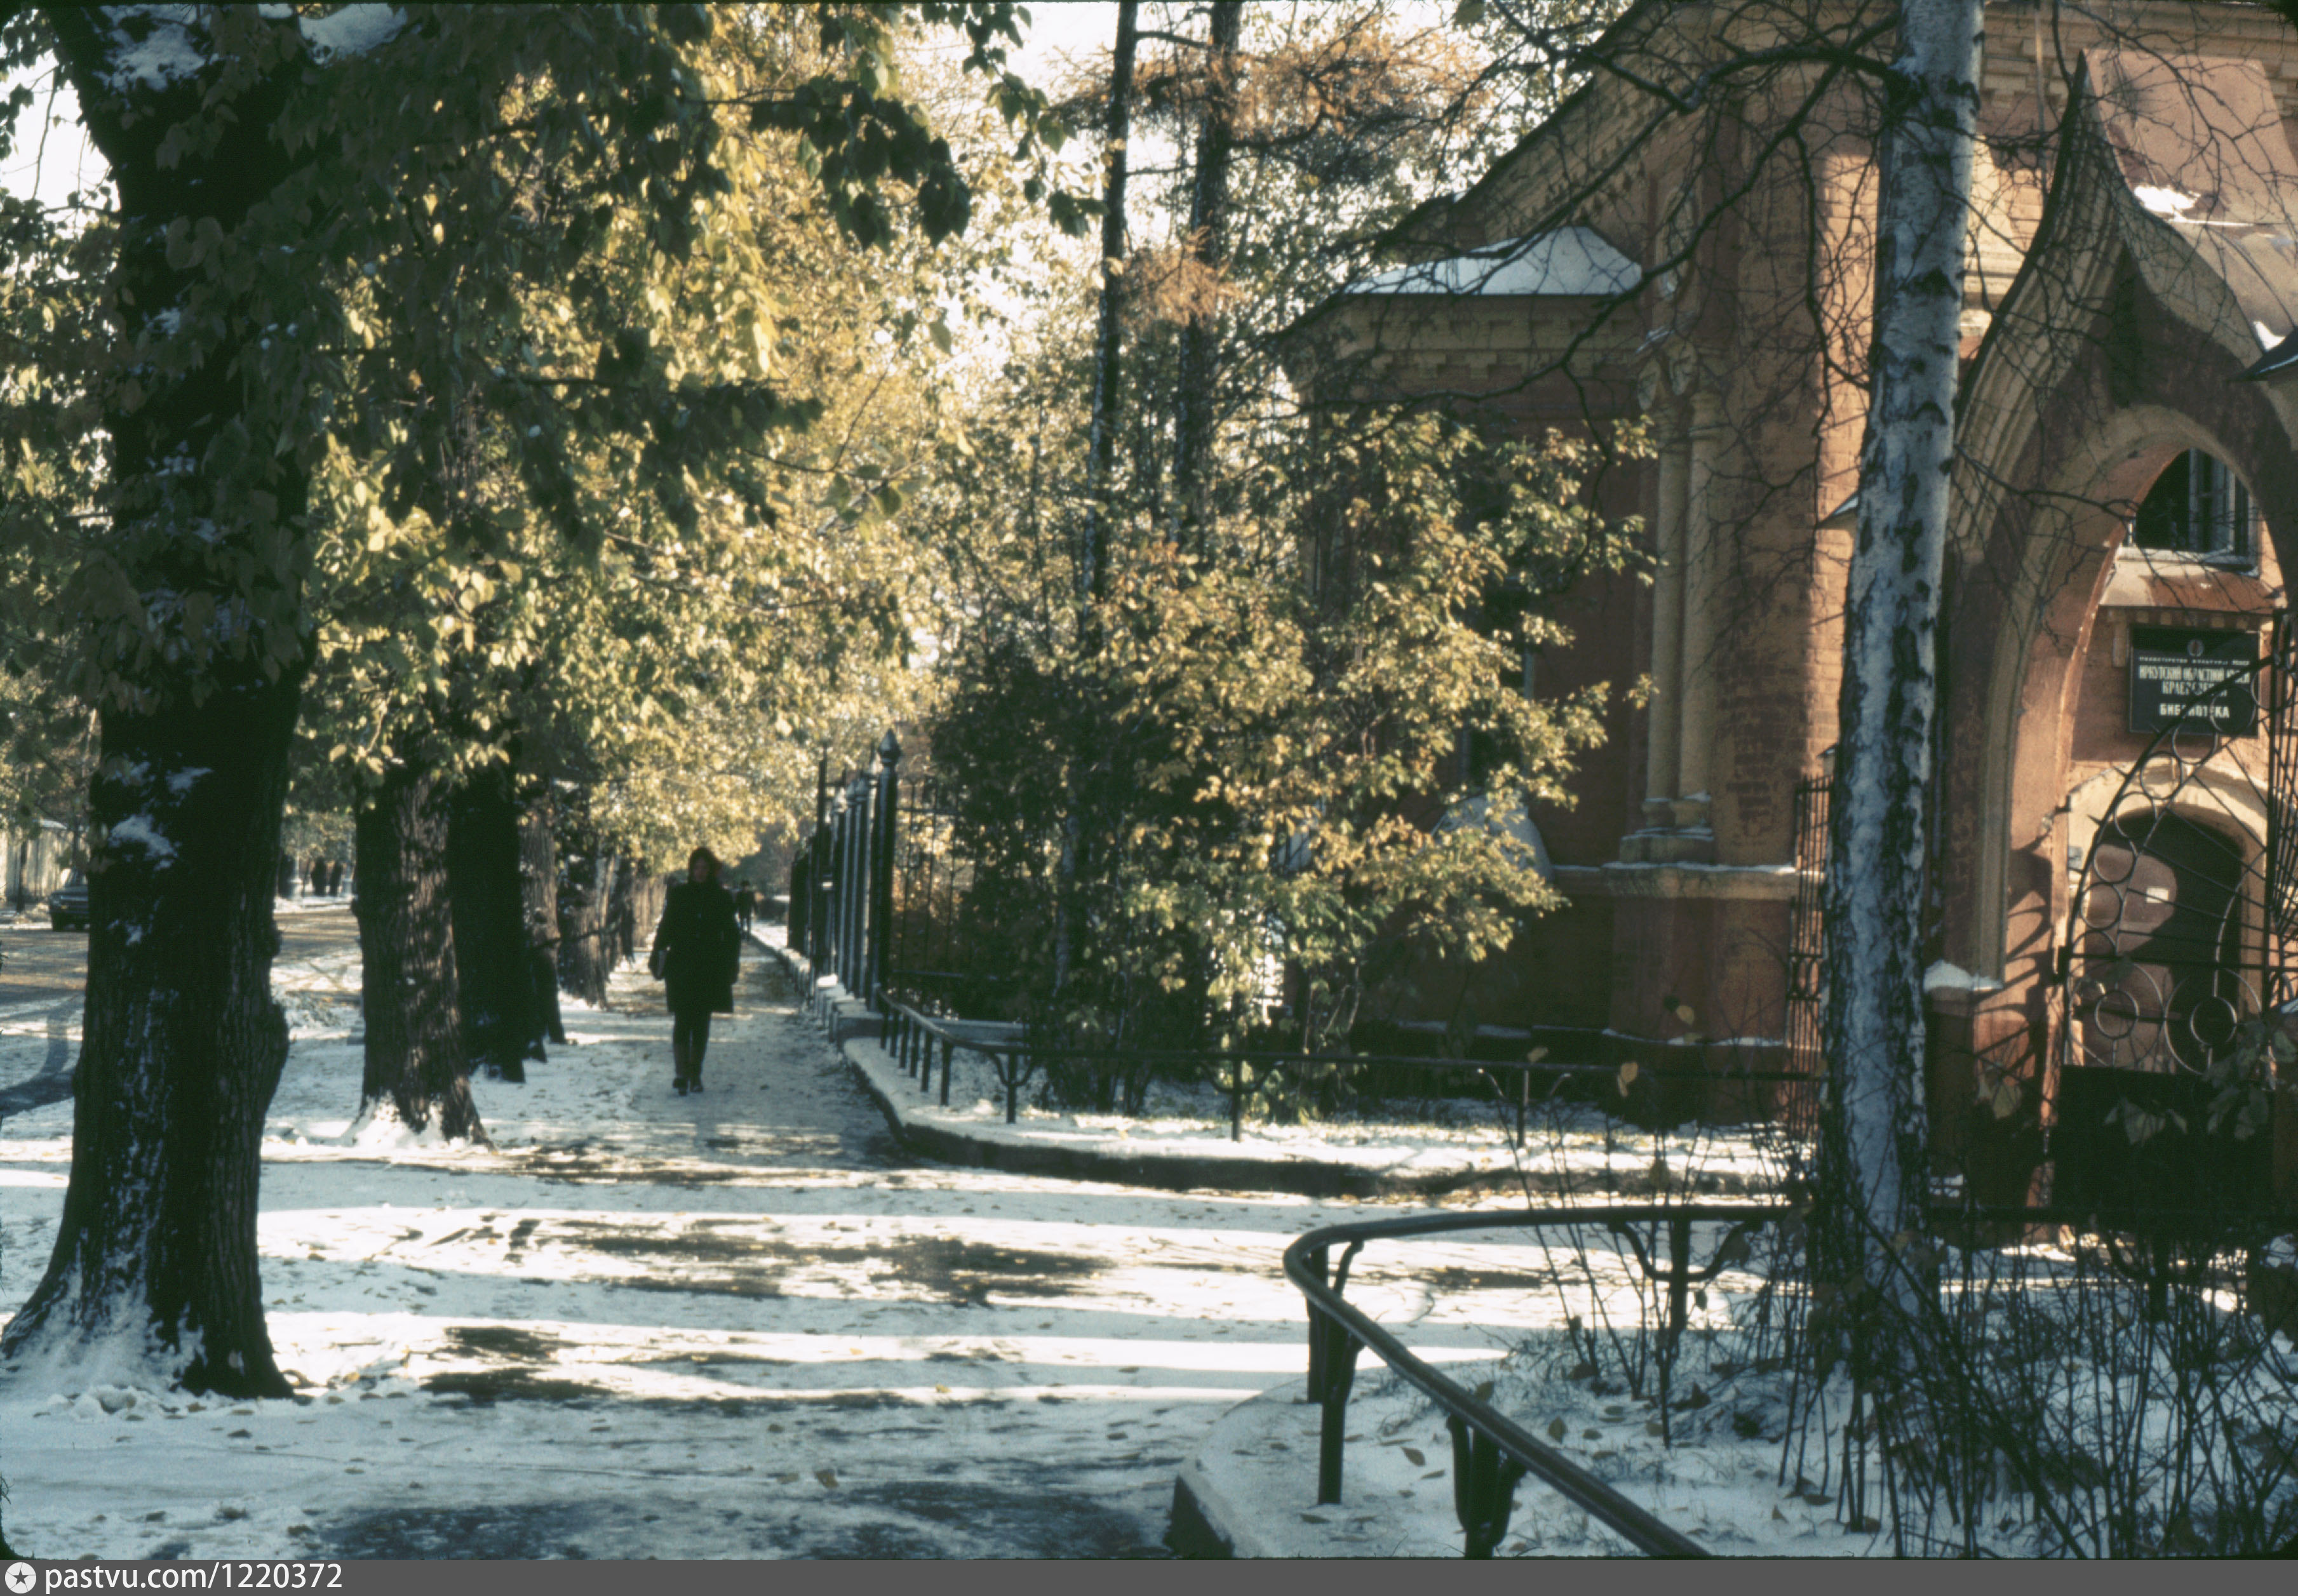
[650,878,741,1016]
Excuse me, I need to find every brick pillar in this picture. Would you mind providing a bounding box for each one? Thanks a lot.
[1676,388,1724,826]
[1644,407,1690,824]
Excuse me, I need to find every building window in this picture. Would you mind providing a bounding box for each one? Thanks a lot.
[2132,450,2252,561]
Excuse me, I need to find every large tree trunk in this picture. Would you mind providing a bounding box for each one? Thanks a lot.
[1173,0,1243,551]
[353,765,483,1143]
[1056,0,1141,1002]
[621,861,665,964]
[0,10,312,1397]
[1078,0,1141,608]
[557,842,618,1009]
[3,688,306,1397]
[518,780,569,1046]
[1818,0,1982,1339]
[448,764,538,1082]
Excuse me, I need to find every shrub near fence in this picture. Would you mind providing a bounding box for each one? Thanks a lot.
[786,728,1828,1139]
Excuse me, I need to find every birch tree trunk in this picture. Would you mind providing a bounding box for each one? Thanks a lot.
[1819,0,1982,1334]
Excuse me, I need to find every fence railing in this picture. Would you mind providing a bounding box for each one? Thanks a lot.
[879,995,1817,1143]
[1282,1204,1792,1557]
[786,734,903,1008]
[784,735,1019,1021]
[1280,1198,2297,1559]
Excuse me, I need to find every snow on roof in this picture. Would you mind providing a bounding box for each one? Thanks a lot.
[1348,228,1641,298]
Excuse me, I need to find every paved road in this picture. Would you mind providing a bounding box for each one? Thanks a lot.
[0,902,363,1118]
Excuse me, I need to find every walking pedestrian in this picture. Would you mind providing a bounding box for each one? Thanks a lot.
[733,879,755,934]
[648,846,741,1096]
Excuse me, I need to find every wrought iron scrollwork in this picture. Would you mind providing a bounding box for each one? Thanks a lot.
[2063,616,2294,1080]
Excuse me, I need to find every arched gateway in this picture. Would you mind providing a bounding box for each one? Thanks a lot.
[1936,45,2298,1204]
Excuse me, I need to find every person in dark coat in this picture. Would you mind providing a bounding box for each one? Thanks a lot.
[732,880,755,934]
[649,846,741,1095]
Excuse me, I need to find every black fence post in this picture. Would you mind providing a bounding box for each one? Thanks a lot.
[818,822,836,974]
[838,781,859,988]
[823,784,848,988]
[843,772,870,993]
[818,753,836,974]
[786,848,809,953]
[869,731,901,1010]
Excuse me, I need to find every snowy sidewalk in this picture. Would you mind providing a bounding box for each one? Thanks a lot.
[0,942,1549,1559]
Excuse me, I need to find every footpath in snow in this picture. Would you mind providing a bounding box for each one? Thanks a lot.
[0,919,1564,1559]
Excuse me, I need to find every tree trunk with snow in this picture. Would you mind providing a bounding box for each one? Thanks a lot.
[353,765,484,1144]
[0,10,316,1397]
[1818,0,1981,1336]
[448,764,539,1082]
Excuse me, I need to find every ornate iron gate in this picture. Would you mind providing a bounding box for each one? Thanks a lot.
[2057,613,2294,1210]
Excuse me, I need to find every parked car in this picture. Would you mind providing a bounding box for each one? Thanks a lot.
[47,871,89,930]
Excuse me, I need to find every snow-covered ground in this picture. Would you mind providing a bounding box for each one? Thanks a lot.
[1194,1358,1902,1557]
[0,927,1568,1559]
[1189,1237,2298,1557]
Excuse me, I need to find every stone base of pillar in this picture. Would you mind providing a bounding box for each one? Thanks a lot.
[1618,827,1716,864]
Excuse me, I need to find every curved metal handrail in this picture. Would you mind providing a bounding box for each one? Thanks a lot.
[1282,1203,1791,1559]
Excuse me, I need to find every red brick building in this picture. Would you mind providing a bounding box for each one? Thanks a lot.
[1336,1,2298,1198]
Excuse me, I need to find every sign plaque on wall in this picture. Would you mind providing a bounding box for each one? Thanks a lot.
[2127,626,2259,735]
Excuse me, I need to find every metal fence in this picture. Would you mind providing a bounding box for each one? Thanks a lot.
[784,734,1018,1021]
[779,728,1827,1139]
[1784,753,1831,1078]
[880,993,1820,1146]
[786,734,903,1010]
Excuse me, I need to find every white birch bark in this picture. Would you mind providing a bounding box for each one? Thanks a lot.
[1820,0,1982,1322]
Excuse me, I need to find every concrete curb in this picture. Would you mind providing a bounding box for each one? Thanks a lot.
[765,944,1796,1202]
[1162,1379,1414,1558]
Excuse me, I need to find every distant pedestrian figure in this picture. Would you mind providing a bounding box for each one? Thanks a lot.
[648,847,741,1096]
[326,859,345,896]
[733,880,756,934]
